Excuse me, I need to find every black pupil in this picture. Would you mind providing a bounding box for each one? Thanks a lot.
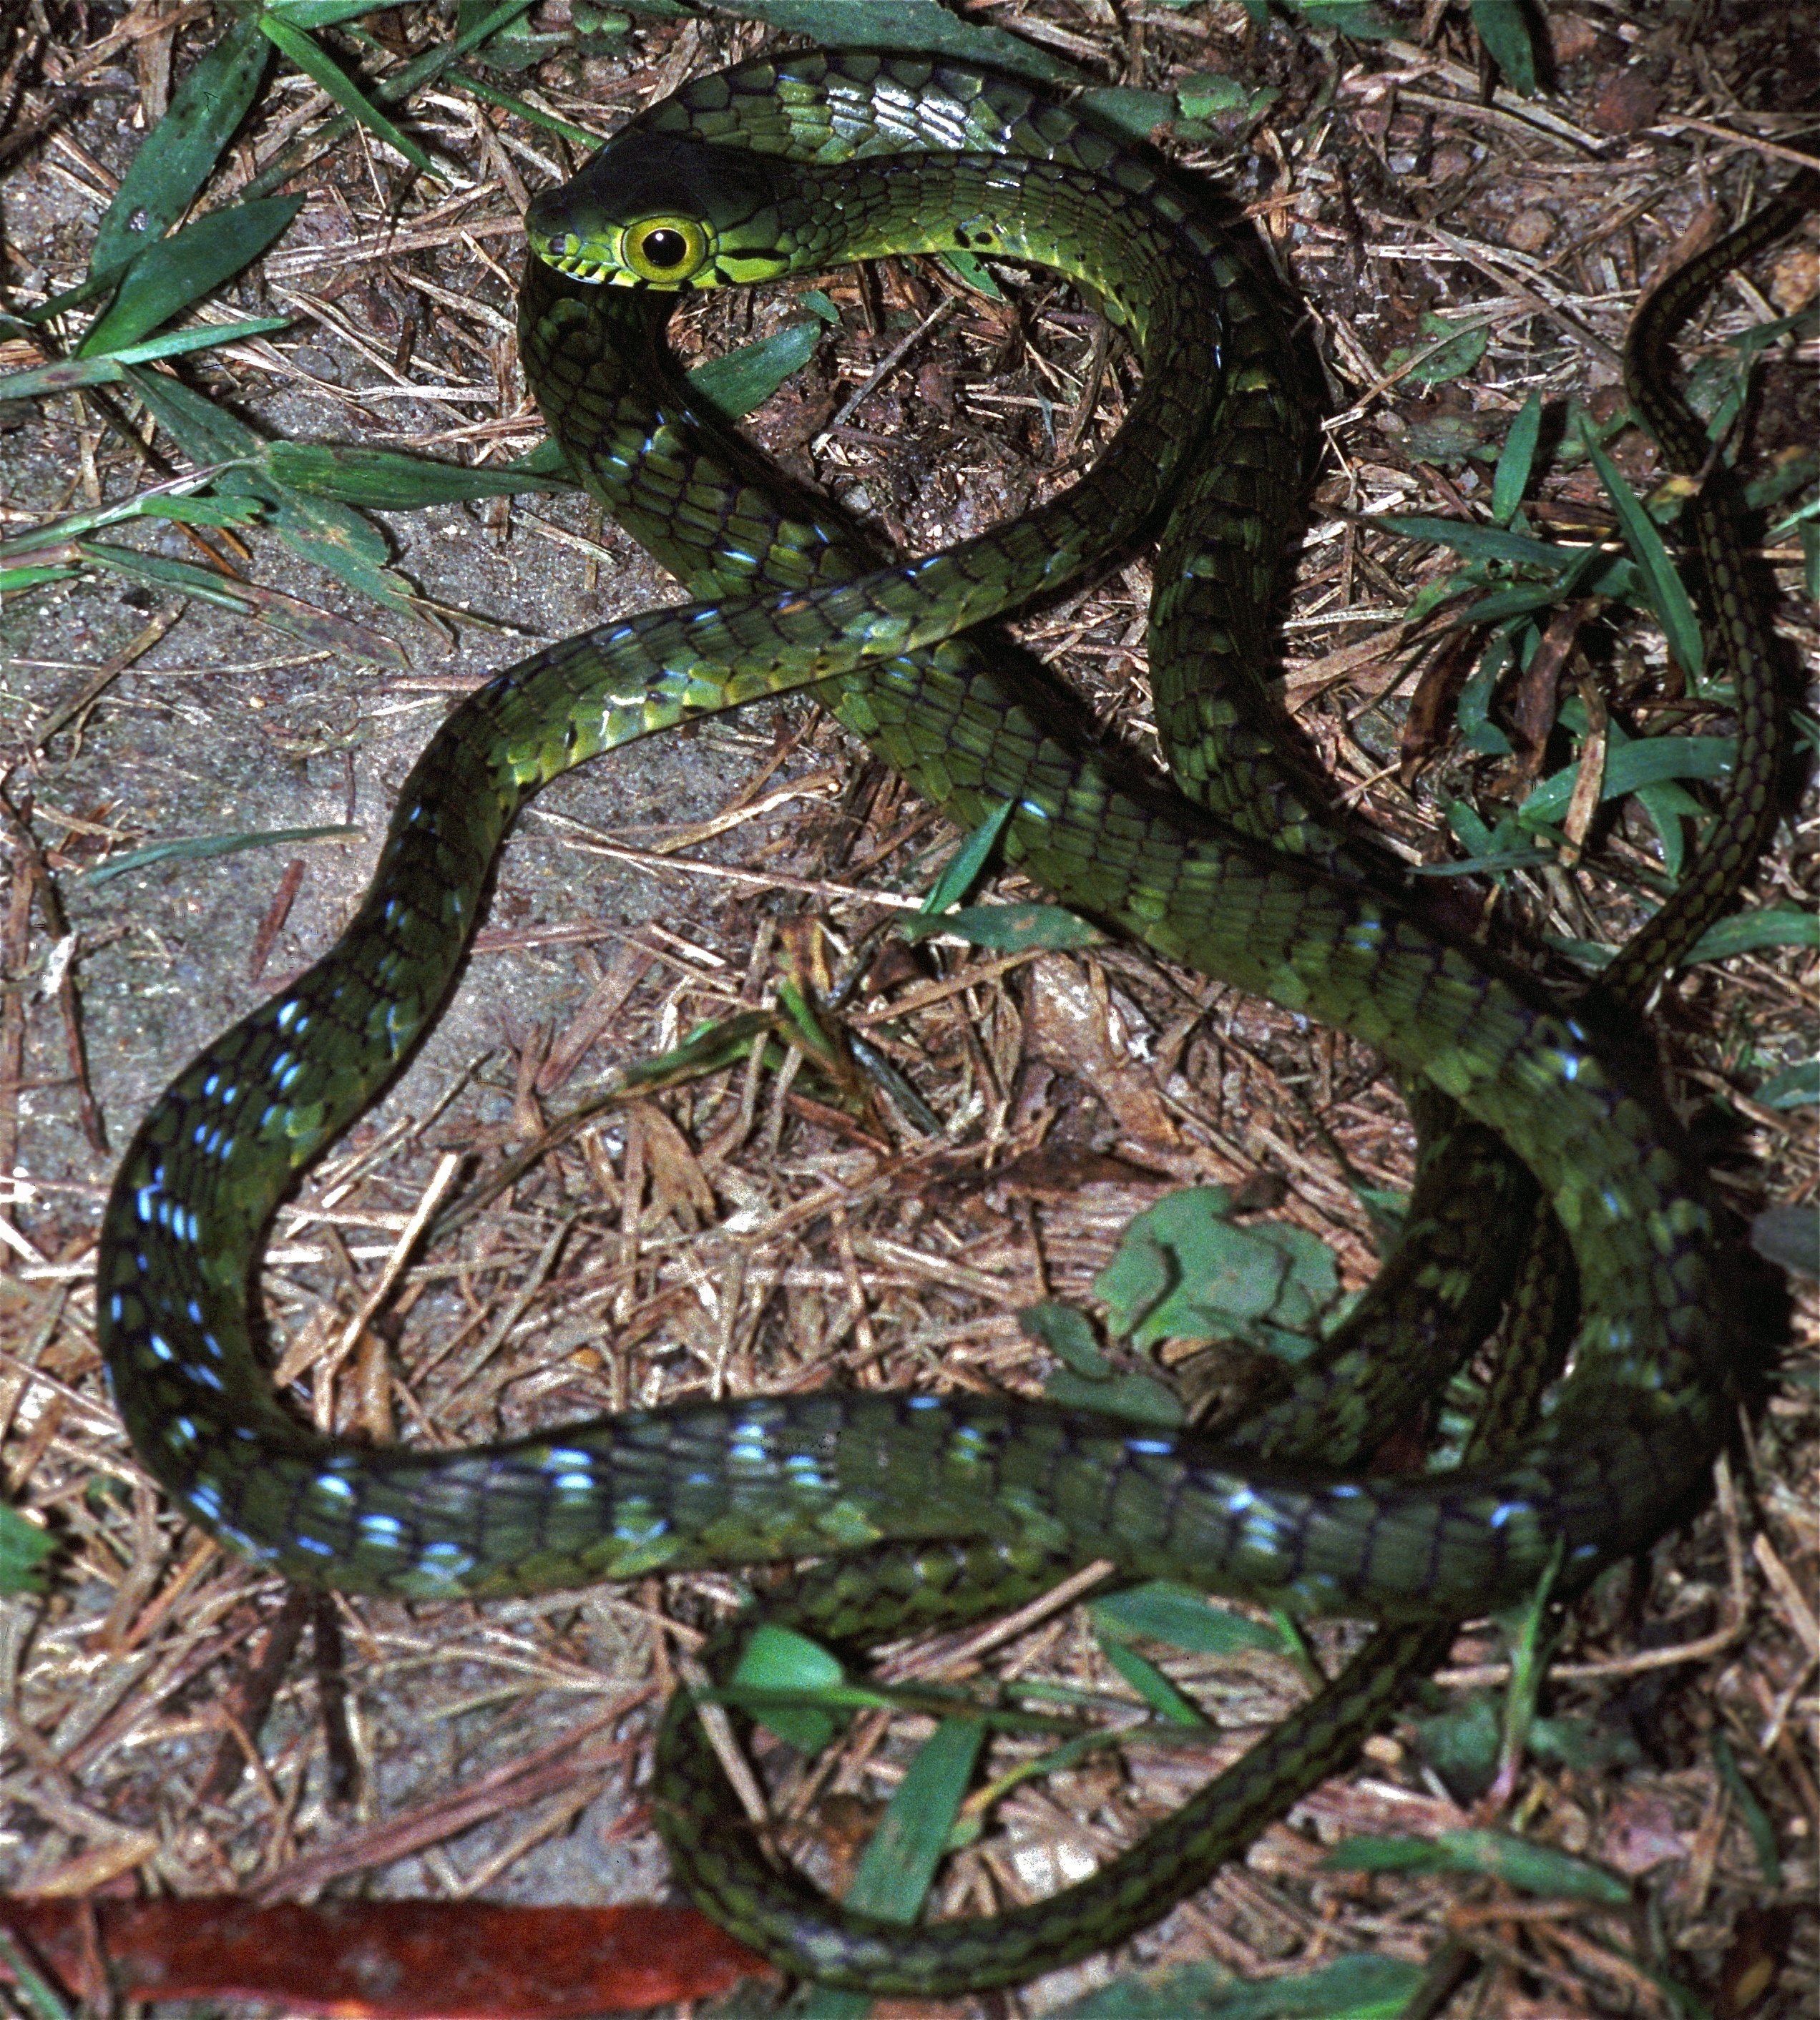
[640,227,688,268]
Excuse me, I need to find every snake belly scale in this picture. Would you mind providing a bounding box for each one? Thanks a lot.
[95,46,1809,1996]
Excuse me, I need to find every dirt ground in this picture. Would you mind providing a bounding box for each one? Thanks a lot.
[0,1,1814,2015]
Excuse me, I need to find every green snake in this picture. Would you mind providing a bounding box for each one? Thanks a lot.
[95,48,1815,1996]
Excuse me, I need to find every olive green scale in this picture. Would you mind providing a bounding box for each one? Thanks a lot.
[95,46,1816,1998]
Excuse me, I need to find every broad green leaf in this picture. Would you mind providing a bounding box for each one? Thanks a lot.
[1412,1690,1502,1797]
[1094,1188,1339,1350]
[79,197,303,357]
[730,1622,846,1754]
[844,1716,985,1918]
[1022,1301,1184,1422]
[1582,428,1704,680]
[1022,1300,1109,1376]
[1095,1187,1233,1340]
[1384,312,1489,387]
[268,0,403,25]
[1288,0,1394,39]
[1517,735,1734,828]
[264,441,573,507]
[1751,1206,1819,1277]
[923,800,1014,914]
[125,366,420,617]
[506,436,572,481]
[1090,1581,1279,1657]
[1054,1952,1422,2019]
[939,248,1006,300]
[713,1,1075,84]
[0,1505,56,1594]
[1399,408,1495,463]
[1043,1366,1186,1428]
[899,902,1102,951]
[116,494,262,530]
[1375,514,1589,572]
[1633,777,1702,880]
[0,318,293,398]
[1542,934,1621,972]
[1099,1639,1204,1726]
[1686,906,1818,964]
[688,319,830,422]
[1470,0,1540,94]
[616,1011,777,1097]
[1756,1060,1819,1109]
[1074,87,1175,143]
[90,13,271,280]
[0,475,261,554]
[1441,798,1548,884]
[1323,1828,1630,1906]
[1491,390,1543,524]
[272,498,414,617]
[1170,73,1278,124]
[0,564,77,592]
[1453,582,1577,628]
[1444,796,1498,860]
[1527,1712,1641,1773]
[1750,446,1819,521]
[123,353,261,465]
[1455,629,1517,757]
[1710,1732,1782,1888]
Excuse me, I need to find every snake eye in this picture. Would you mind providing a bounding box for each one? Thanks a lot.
[622,215,710,284]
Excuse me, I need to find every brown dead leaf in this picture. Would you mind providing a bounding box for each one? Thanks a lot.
[1022,956,1191,1166]
[627,1099,715,1227]
[1591,67,1664,134]
[1598,1790,1686,1876]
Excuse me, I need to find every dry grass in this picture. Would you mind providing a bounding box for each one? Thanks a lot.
[0,1,1814,2015]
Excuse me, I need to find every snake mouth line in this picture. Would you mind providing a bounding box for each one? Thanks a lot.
[537,250,620,284]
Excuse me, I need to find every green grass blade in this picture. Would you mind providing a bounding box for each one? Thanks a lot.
[258,14,436,177]
[924,800,1014,913]
[1686,905,1818,963]
[264,441,573,506]
[1491,389,1543,524]
[1469,0,1540,94]
[1582,427,1704,680]
[79,197,303,357]
[86,824,358,887]
[89,11,271,280]
[846,1715,986,1918]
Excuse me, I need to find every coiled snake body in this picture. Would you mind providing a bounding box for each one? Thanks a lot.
[97,49,1814,1996]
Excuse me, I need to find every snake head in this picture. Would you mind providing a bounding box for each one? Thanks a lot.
[525,132,789,290]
